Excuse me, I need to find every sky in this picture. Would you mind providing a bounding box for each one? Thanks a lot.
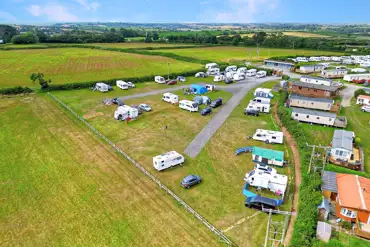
[1,0,370,24]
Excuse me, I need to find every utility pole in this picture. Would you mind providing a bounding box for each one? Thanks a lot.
[167,61,171,80]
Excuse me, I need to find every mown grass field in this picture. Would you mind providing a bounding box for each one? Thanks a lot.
[147,46,343,63]
[0,96,221,247]
[54,80,293,246]
[0,48,202,88]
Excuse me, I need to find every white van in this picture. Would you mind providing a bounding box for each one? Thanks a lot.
[246,102,270,113]
[207,68,220,76]
[233,73,245,81]
[179,100,199,112]
[256,71,267,78]
[237,67,248,74]
[114,105,139,120]
[246,69,257,77]
[225,65,237,72]
[155,76,166,84]
[205,63,219,70]
[153,151,185,171]
[214,75,225,82]
[162,93,179,104]
[94,82,111,92]
[116,80,129,90]
[252,129,284,144]
[251,97,271,104]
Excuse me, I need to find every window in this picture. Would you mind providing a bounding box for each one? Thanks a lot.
[340,208,357,218]
[317,117,320,120]
[295,114,298,117]
[272,136,276,139]
[298,86,302,90]
[306,115,310,118]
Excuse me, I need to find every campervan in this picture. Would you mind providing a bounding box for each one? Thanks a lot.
[207,68,220,75]
[94,83,111,93]
[116,80,129,90]
[251,97,271,104]
[246,102,270,113]
[155,76,166,84]
[114,105,139,121]
[162,93,179,104]
[153,151,185,171]
[252,129,284,144]
[226,71,236,79]
[246,69,257,77]
[225,65,237,72]
[237,67,248,74]
[179,100,199,112]
[214,74,226,82]
[205,63,219,70]
[256,71,267,78]
[233,73,245,81]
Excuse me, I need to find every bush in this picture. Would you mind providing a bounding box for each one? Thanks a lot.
[0,86,33,95]
[340,221,353,231]
[11,33,39,44]
[282,75,290,80]
[354,89,366,98]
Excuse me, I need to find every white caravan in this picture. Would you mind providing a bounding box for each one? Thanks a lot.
[233,73,245,81]
[252,129,284,144]
[153,151,185,171]
[254,88,274,98]
[331,56,342,62]
[250,97,271,104]
[116,80,129,90]
[246,69,257,77]
[214,74,226,82]
[246,102,270,113]
[256,71,267,78]
[114,105,139,121]
[296,57,308,62]
[94,82,110,92]
[205,63,219,70]
[244,164,288,195]
[155,76,166,84]
[207,68,220,75]
[237,67,248,74]
[226,71,236,79]
[179,100,199,112]
[225,65,237,72]
[162,93,179,104]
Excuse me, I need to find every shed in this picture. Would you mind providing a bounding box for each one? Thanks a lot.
[318,198,331,221]
[316,221,332,243]
[191,84,208,95]
[252,147,284,167]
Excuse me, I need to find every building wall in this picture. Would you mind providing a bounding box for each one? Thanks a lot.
[290,98,332,111]
[356,97,370,105]
[330,147,352,161]
[292,112,335,126]
[343,74,370,82]
[336,203,370,224]
[322,71,347,79]
[300,77,332,86]
[291,85,336,98]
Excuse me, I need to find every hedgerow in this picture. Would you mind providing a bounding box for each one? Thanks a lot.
[0,86,33,95]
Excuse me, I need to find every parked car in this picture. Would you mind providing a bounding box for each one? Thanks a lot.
[362,105,370,113]
[181,175,202,189]
[245,108,259,116]
[167,79,177,85]
[195,72,208,78]
[139,104,152,112]
[131,105,142,115]
[244,195,278,210]
[225,78,233,84]
[127,81,135,88]
[210,98,223,108]
[177,76,186,82]
[200,107,212,116]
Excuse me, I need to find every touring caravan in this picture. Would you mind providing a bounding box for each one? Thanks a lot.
[225,65,237,72]
[155,76,166,84]
[256,71,267,78]
[246,69,257,77]
[237,67,248,74]
[207,68,220,75]
[246,102,270,113]
[233,73,245,81]
[226,71,236,79]
[179,100,199,112]
[153,151,185,171]
[114,105,139,121]
[250,97,271,104]
[252,129,284,144]
[214,75,226,82]
[162,93,179,104]
[116,80,129,90]
[94,82,111,93]
[205,63,219,70]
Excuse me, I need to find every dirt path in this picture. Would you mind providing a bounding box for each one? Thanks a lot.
[273,103,302,246]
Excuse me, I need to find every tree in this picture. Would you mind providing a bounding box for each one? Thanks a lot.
[252,31,267,45]
[36,30,47,42]
[11,32,39,44]
[30,73,52,89]
[232,34,241,45]
[153,32,159,41]
[145,35,152,43]
[0,25,18,43]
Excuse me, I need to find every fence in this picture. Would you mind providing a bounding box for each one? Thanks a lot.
[47,92,234,247]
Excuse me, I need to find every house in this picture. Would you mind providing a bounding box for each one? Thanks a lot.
[254,88,274,98]
[356,95,370,106]
[288,94,334,111]
[316,221,332,243]
[291,82,339,98]
[291,107,347,128]
[299,64,326,74]
[321,69,348,79]
[190,84,208,95]
[300,76,333,86]
[264,60,295,70]
[343,73,370,82]
[252,147,284,167]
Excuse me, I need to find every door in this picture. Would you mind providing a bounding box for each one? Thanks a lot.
[262,158,269,164]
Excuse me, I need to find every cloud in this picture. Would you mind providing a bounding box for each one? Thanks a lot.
[0,11,17,22]
[215,0,279,23]
[27,3,78,22]
[74,0,100,11]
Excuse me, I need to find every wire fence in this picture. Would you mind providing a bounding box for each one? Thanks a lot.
[48,92,234,247]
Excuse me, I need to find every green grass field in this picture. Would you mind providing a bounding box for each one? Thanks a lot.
[89,42,198,48]
[147,46,344,63]
[0,48,202,88]
[0,96,221,247]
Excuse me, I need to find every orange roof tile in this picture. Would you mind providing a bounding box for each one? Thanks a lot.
[358,95,370,100]
[337,173,370,211]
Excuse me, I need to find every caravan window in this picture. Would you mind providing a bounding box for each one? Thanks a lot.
[306,115,309,118]
[295,114,298,117]
[272,136,276,139]
[317,117,320,120]
[256,134,262,137]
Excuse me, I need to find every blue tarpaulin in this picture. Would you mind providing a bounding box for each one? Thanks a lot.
[191,84,208,95]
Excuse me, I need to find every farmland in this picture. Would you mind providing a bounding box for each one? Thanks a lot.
[0,96,221,247]
[0,48,202,88]
[282,32,331,38]
[88,42,200,48]
[147,46,344,63]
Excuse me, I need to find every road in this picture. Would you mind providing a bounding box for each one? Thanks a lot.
[339,84,364,107]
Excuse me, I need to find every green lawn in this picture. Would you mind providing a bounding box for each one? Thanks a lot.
[147,46,344,63]
[0,96,221,247]
[0,48,202,88]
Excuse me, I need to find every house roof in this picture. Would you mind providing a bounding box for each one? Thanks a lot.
[290,94,334,104]
[318,197,330,212]
[331,130,354,151]
[358,95,370,100]
[337,173,370,211]
[322,171,338,193]
[292,82,339,92]
[291,107,337,118]
[301,75,333,82]
[252,147,284,161]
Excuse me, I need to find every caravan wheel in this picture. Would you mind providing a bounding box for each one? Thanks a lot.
[118,115,123,121]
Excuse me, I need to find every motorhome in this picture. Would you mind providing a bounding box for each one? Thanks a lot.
[114,105,139,121]
[244,164,288,195]
[252,129,284,144]
[246,102,270,113]
[155,76,166,84]
[226,71,236,79]
[246,69,257,77]
[153,151,185,171]
[94,82,111,92]
[116,80,129,90]
[179,100,199,112]
[162,93,179,104]
[214,74,226,82]
[237,67,248,74]
[256,71,267,78]
[225,65,237,72]
[205,63,219,69]
[207,67,220,75]
[250,97,271,104]
[233,73,245,81]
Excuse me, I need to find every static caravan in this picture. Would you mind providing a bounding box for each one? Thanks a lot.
[309,57,321,62]
[254,88,274,98]
[252,129,284,144]
[331,56,342,62]
[360,62,370,68]
[179,100,199,112]
[256,71,267,78]
[251,97,271,104]
[246,69,257,77]
[114,105,139,121]
[162,93,179,104]
[205,63,218,69]
[343,73,370,82]
[264,60,295,70]
[329,130,354,162]
[321,69,347,79]
[291,107,336,126]
[299,65,325,74]
[233,73,245,81]
[237,67,248,74]
[155,76,166,84]
[288,94,334,111]
[214,75,226,82]
[296,57,308,62]
[153,151,184,171]
[252,147,285,167]
[300,76,333,86]
[246,102,270,113]
[351,68,367,73]
[356,95,370,106]
[225,65,237,72]
[291,82,339,98]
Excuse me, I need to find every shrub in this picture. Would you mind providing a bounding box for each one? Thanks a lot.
[0,86,33,95]
[354,89,366,98]
[282,75,290,80]
[340,221,353,231]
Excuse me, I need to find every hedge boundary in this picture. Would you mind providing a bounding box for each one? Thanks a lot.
[0,86,33,95]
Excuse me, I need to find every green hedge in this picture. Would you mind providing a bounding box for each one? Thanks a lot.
[0,86,33,95]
